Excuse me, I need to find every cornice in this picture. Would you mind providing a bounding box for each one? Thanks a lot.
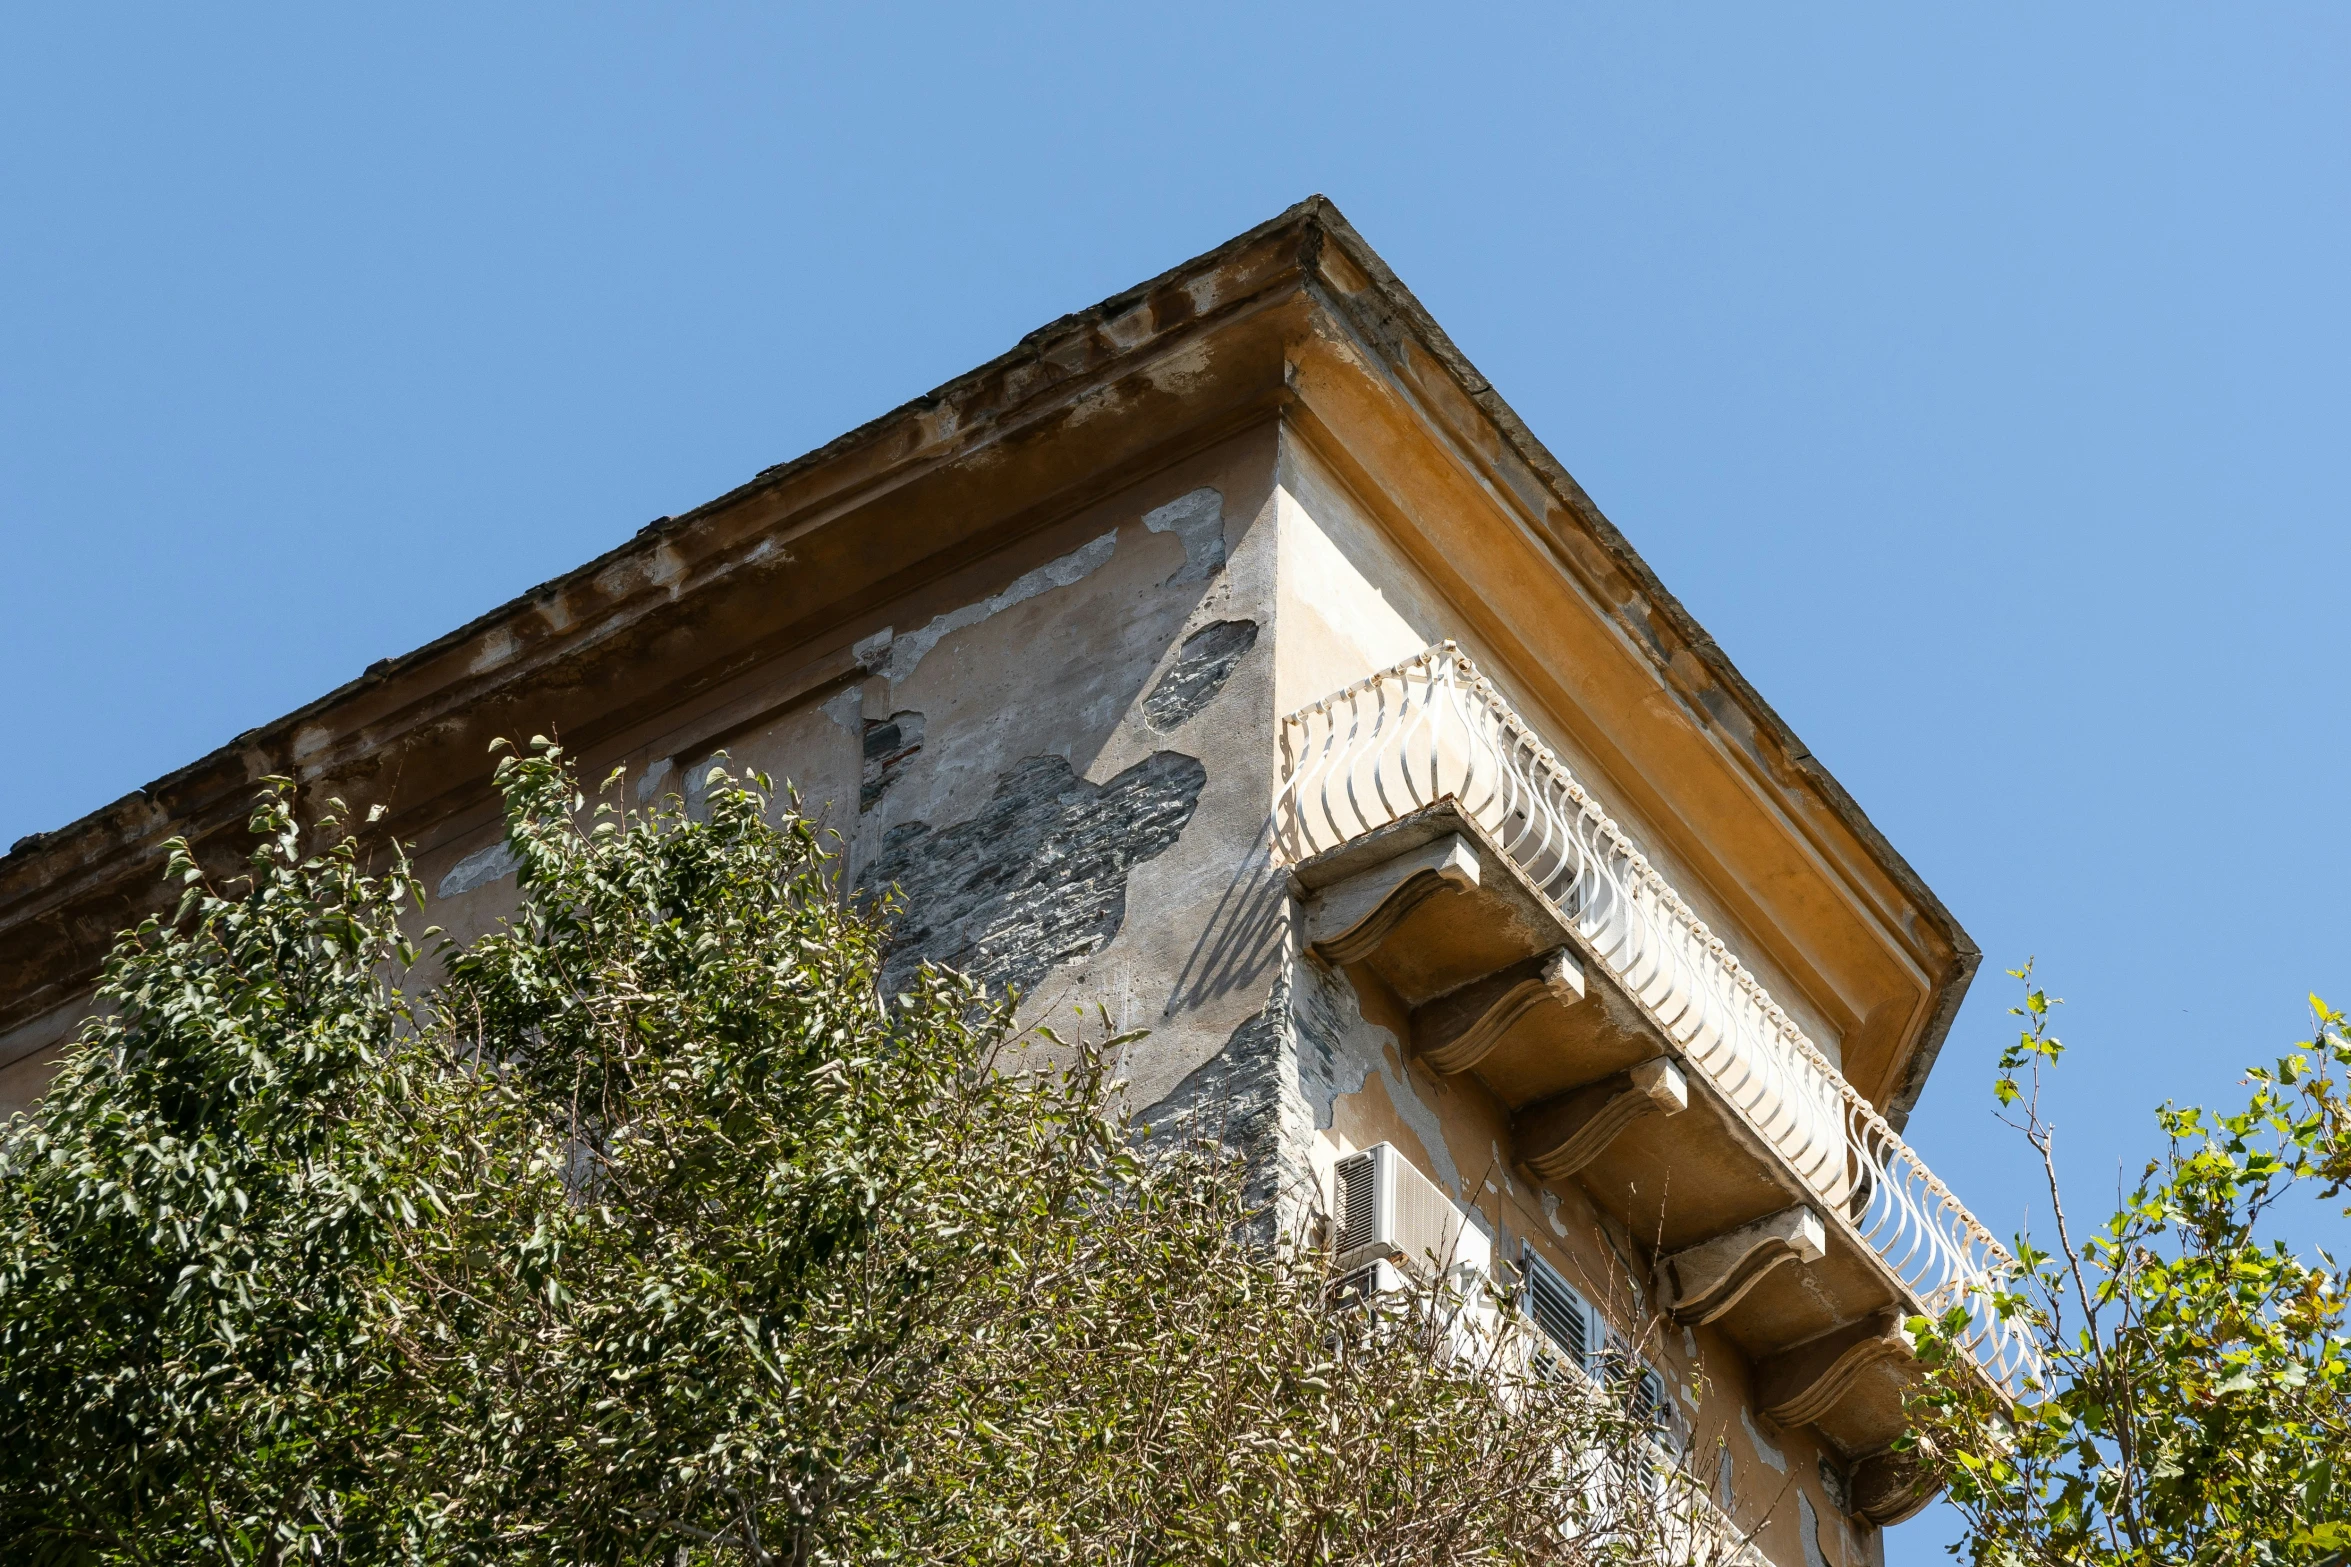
[0,198,1974,1123]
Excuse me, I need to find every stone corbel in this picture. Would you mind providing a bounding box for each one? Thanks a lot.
[1304,834,1480,965]
[1512,1056,1688,1177]
[1656,1205,1827,1325]
[1849,1444,1937,1526]
[1757,1309,1915,1428]
[1413,946,1586,1074]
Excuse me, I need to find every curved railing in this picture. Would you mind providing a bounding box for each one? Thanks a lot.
[1276,644,2038,1397]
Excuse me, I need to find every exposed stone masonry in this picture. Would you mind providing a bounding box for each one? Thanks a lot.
[1140,619,1258,731]
[1139,968,1318,1225]
[860,711,924,811]
[860,750,1206,998]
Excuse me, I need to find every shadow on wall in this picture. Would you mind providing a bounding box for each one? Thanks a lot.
[851,485,1279,1011]
[1165,826,1291,1017]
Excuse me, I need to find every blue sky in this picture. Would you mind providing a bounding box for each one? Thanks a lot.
[4,8,2346,1556]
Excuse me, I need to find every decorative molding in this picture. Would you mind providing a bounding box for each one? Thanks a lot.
[1758,1309,1914,1429]
[1513,1056,1688,1177]
[1413,946,1585,1074]
[1303,834,1479,966]
[1849,1444,1936,1527]
[1656,1205,1826,1326]
[1275,645,2038,1397]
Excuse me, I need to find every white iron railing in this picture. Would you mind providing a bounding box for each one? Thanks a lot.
[1276,644,2038,1397]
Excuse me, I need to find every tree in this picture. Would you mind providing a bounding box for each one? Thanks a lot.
[0,741,1729,1566]
[1908,966,2351,1565]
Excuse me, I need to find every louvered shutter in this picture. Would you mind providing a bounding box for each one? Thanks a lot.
[1520,1246,1593,1373]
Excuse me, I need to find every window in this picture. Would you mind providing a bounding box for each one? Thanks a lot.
[1520,1244,1600,1376]
[1521,1244,1680,1457]
[1600,1332,1680,1458]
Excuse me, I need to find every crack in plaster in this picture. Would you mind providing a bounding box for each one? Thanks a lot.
[1798,1492,1829,1567]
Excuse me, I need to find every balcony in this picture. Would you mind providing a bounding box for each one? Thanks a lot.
[1276,645,2033,1523]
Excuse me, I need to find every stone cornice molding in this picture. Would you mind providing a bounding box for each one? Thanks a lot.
[0,198,1975,1122]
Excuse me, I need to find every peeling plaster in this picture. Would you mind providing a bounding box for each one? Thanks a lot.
[1141,337,1215,400]
[1141,487,1227,585]
[1291,959,1377,1129]
[1139,973,1315,1218]
[1818,1457,1850,1516]
[859,749,1205,997]
[1742,1406,1789,1475]
[1798,1492,1829,1567]
[636,756,676,803]
[860,711,924,811]
[437,840,520,900]
[468,628,517,675]
[1538,1185,1571,1238]
[1296,960,1460,1195]
[822,686,865,741]
[1139,619,1257,730]
[885,530,1119,685]
[683,756,728,819]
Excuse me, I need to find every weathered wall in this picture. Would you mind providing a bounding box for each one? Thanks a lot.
[0,430,1290,1125]
[1270,432,1884,1567]
[1272,432,1849,1069]
[0,1001,78,1118]
[0,200,1964,1565]
[409,428,1286,1128]
[839,434,1287,1107]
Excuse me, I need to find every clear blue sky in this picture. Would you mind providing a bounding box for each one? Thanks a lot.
[4,8,2345,1556]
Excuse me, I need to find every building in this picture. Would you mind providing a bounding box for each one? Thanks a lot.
[0,199,2024,1566]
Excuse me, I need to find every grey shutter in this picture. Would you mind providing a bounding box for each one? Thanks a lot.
[1521,1248,1591,1370]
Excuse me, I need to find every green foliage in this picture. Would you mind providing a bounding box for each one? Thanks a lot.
[1909,964,2351,1566]
[0,742,1706,1566]
[0,787,432,1561]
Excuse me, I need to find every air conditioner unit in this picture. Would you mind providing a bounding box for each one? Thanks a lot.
[1330,1142,1490,1279]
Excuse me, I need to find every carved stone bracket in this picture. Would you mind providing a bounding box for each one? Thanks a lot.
[1513,1055,1687,1177]
[1413,946,1586,1074]
[1849,1444,1937,1526]
[1303,834,1480,965]
[1656,1205,1826,1325]
[1757,1308,1914,1429]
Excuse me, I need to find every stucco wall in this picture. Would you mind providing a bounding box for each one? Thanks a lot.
[1272,433,1882,1567]
[0,417,1885,1565]
[417,426,1285,1132]
[1272,433,1848,1070]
